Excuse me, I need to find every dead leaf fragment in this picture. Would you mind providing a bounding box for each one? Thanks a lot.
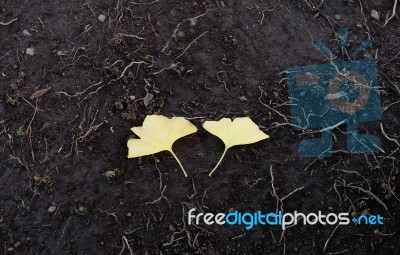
[30,87,51,100]
[127,115,197,177]
[203,117,269,176]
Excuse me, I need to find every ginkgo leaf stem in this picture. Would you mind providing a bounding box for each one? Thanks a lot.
[209,147,228,177]
[169,150,188,177]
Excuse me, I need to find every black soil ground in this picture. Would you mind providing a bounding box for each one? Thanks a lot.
[1,0,399,254]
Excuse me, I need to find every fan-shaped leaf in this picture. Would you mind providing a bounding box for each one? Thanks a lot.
[203,117,269,176]
[127,115,197,177]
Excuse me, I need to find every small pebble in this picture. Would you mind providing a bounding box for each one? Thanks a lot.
[371,9,380,21]
[239,95,248,101]
[48,205,57,213]
[334,14,342,21]
[114,101,124,110]
[143,92,154,107]
[98,14,106,23]
[56,51,67,56]
[7,247,14,252]
[14,241,21,248]
[127,212,132,217]
[26,47,36,56]
[22,29,31,37]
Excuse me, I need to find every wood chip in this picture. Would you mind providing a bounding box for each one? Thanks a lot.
[30,87,51,100]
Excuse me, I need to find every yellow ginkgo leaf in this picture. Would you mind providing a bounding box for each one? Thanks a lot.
[127,115,197,177]
[203,117,269,176]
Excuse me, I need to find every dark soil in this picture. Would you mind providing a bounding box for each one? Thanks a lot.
[1,0,399,254]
